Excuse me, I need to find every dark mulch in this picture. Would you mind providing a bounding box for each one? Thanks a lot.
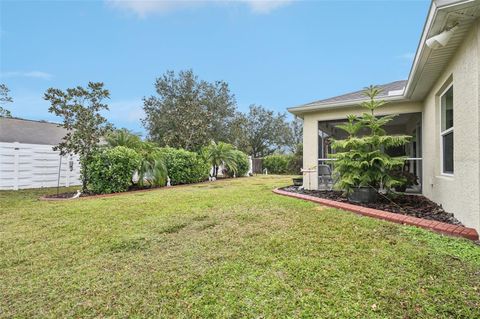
[43,187,157,200]
[43,192,80,199]
[281,186,463,226]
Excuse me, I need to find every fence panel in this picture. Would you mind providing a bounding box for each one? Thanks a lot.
[252,158,263,174]
[0,142,81,190]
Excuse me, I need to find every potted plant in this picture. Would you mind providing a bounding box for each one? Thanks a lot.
[292,176,303,186]
[329,86,411,203]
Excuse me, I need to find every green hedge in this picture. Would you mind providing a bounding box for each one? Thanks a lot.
[263,154,291,174]
[263,153,303,175]
[86,146,141,194]
[157,147,210,185]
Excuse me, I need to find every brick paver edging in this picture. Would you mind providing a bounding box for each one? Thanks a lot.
[273,188,479,241]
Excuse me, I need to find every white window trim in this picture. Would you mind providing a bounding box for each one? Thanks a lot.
[439,83,454,176]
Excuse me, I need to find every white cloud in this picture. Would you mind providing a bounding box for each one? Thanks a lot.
[105,0,293,17]
[108,99,145,123]
[1,71,53,80]
[105,98,146,134]
[244,0,292,14]
[398,52,415,61]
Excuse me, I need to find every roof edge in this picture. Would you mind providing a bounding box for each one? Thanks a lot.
[289,0,478,115]
[287,95,408,115]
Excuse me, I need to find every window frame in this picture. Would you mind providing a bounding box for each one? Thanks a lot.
[439,83,454,176]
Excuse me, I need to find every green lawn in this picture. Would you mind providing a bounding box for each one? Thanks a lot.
[1,176,479,318]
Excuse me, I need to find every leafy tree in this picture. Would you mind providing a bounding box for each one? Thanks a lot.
[290,116,303,151]
[240,105,293,157]
[44,82,112,193]
[330,86,411,195]
[224,112,250,151]
[0,83,13,117]
[142,70,236,151]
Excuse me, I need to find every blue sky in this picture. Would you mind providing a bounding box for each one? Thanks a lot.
[1,0,430,134]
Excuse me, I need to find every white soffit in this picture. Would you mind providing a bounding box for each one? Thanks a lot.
[406,0,480,100]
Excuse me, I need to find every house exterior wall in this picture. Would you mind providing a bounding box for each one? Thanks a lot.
[421,20,480,231]
[301,21,480,232]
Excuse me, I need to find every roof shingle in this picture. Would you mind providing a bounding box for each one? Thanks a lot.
[0,117,67,145]
[304,80,407,106]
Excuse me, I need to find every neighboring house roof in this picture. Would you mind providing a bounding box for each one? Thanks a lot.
[289,0,480,116]
[0,117,66,145]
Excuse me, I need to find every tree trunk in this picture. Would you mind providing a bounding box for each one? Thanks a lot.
[81,161,88,193]
[80,155,90,194]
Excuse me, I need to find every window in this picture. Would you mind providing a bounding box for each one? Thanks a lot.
[440,85,454,174]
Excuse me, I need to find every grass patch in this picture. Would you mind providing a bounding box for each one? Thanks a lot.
[1,176,479,318]
[158,222,189,234]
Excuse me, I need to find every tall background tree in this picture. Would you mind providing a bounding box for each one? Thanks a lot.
[142,69,297,156]
[0,84,13,117]
[142,70,236,151]
[44,82,112,192]
[290,116,303,150]
[239,104,293,157]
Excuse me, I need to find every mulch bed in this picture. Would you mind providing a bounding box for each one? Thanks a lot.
[43,192,80,199]
[40,177,237,200]
[281,186,463,226]
[42,186,168,200]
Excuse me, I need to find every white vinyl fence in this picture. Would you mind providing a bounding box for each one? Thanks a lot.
[0,142,81,190]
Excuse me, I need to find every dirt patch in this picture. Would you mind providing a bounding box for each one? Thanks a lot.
[281,186,463,226]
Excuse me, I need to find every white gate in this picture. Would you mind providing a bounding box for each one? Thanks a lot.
[0,142,81,190]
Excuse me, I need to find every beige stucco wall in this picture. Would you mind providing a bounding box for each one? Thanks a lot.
[422,21,480,231]
[301,21,480,232]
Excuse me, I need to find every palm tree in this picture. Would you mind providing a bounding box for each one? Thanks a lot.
[136,142,167,187]
[203,141,238,178]
[107,131,167,187]
[106,129,142,149]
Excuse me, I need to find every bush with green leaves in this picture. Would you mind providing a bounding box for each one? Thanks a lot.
[157,147,210,185]
[330,86,411,193]
[263,154,291,174]
[288,144,303,175]
[86,146,141,194]
[106,132,167,188]
[225,150,249,177]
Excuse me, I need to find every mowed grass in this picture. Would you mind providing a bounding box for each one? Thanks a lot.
[1,176,479,318]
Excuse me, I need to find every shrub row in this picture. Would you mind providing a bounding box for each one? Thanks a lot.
[157,147,210,185]
[263,151,302,175]
[84,143,249,194]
